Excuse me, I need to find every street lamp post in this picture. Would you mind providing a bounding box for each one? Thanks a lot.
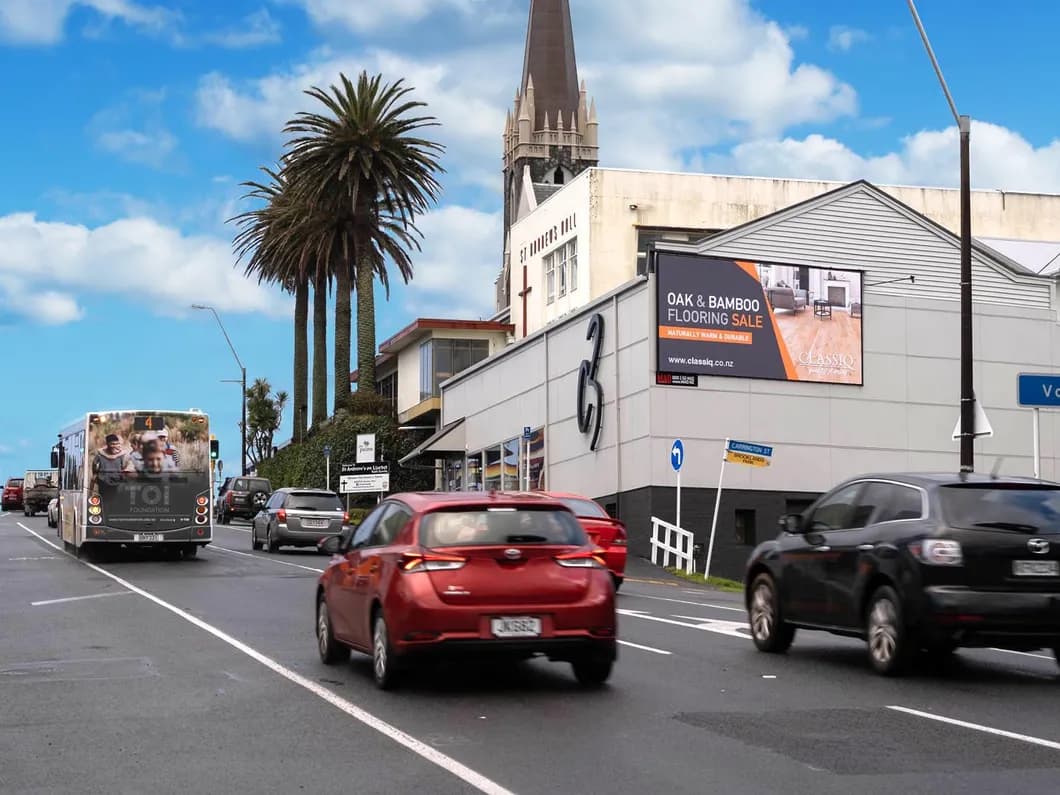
[907,0,976,472]
[192,304,248,476]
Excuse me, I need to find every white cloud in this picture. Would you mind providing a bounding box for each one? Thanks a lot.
[203,8,281,49]
[285,0,474,33]
[0,212,290,325]
[0,0,176,44]
[87,90,179,170]
[95,128,179,168]
[699,121,1060,193]
[828,25,870,52]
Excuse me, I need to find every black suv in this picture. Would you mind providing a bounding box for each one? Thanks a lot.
[745,473,1060,676]
[217,476,273,524]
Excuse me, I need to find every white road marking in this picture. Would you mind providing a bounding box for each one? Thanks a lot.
[32,591,132,606]
[987,648,1054,661]
[17,522,513,795]
[206,544,325,574]
[618,608,749,639]
[887,705,1060,751]
[617,639,672,656]
[621,592,745,613]
[10,556,58,561]
[219,525,252,534]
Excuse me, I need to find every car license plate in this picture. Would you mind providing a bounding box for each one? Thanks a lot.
[301,518,328,529]
[1013,560,1059,576]
[134,533,163,542]
[490,616,541,638]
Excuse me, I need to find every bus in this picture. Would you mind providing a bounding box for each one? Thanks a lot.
[54,409,215,558]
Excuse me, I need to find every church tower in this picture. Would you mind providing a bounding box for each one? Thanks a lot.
[495,0,599,320]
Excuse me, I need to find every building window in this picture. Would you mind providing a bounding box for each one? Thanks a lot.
[734,509,756,546]
[502,439,519,490]
[545,251,556,304]
[528,427,545,490]
[466,452,483,491]
[567,238,578,292]
[484,445,502,491]
[376,371,397,412]
[419,338,490,401]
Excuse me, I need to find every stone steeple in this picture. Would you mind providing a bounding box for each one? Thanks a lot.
[495,0,599,319]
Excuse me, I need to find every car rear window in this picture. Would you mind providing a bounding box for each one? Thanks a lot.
[234,478,270,492]
[6,478,22,487]
[556,497,609,518]
[939,484,1060,534]
[420,507,587,547]
[286,492,342,511]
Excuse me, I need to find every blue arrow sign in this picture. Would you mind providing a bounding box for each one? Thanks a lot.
[726,439,773,458]
[1018,373,1060,407]
[670,439,684,472]
[323,445,331,457]
[523,426,532,440]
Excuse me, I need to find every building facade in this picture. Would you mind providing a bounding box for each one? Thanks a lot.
[436,181,1060,580]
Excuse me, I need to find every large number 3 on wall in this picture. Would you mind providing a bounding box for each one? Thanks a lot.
[576,313,604,451]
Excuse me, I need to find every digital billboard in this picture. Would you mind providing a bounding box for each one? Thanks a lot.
[656,252,863,385]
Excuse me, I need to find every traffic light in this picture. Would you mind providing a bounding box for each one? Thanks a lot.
[210,436,220,460]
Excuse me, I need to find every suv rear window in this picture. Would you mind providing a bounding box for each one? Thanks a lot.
[233,478,270,492]
[286,492,342,511]
[420,507,587,547]
[939,484,1060,534]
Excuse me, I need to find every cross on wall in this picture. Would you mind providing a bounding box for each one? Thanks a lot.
[517,264,532,338]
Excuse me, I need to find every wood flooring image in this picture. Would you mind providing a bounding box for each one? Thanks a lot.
[772,306,863,384]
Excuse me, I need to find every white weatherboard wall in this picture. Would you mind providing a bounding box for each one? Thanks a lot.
[442,282,653,497]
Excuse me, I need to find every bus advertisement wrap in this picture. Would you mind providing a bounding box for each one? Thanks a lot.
[655,252,864,385]
[87,411,211,533]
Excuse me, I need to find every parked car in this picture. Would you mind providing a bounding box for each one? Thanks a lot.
[744,472,1060,675]
[252,487,347,552]
[2,477,23,511]
[22,469,58,517]
[47,497,59,528]
[539,492,627,589]
[216,476,272,523]
[314,491,617,690]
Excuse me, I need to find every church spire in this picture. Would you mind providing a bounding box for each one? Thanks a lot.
[520,0,580,132]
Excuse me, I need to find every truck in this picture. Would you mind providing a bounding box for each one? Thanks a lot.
[23,469,58,517]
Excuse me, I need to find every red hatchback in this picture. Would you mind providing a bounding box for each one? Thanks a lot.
[314,492,617,689]
[541,492,628,590]
[2,478,23,512]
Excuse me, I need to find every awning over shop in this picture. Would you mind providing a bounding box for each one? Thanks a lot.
[398,417,466,465]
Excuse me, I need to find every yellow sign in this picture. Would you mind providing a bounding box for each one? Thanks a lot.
[725,450,770,467]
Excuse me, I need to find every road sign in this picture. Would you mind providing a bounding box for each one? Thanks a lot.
[339,463,390,494]
[950,400,994,440]
[523,426,532,440]
[323,445,331,457]
[1018,373,1060,407]
[670,439,684,472]
[356,434,376,464]
[724,439,773,468]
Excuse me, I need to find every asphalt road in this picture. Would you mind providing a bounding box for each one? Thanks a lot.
[2,511,1059,794]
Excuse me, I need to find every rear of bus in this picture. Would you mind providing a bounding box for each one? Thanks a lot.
[83,410,213,555]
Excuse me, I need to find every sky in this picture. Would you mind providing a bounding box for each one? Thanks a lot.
[2,0,1060,479]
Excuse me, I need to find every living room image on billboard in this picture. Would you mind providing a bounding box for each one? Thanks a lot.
[655,252,863,386]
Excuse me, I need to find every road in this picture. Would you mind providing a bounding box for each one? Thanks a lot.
[2,511,1059,794]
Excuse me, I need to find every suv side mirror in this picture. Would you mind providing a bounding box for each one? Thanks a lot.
[779,513,802,534]
[318,536,343,555]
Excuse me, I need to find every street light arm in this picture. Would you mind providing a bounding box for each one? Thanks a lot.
[906,0,961,124]
[192,304,245,371]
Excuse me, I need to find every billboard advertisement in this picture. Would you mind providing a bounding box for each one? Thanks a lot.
[656,252,863,385]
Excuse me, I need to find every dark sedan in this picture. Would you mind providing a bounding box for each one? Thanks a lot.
[744,473,1060,675]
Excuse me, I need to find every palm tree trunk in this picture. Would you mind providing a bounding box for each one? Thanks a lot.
[312,269,328,425]
[292,279,309,442]
[333,261,352,413]
[355,257,377,395]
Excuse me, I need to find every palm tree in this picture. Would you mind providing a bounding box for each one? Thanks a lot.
[283,71,445,399]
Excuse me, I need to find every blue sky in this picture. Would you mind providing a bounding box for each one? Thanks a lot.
[2,0,1059,479]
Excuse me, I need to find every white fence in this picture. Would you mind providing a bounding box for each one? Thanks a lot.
[650,516,695,574]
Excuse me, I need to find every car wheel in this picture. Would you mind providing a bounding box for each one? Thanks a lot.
[372,612,399,690]
[266,527,278,554]
[748,573,796,653]
[251,525,262,551]
[611,574,623,592]
[571,656,613,687]
[866,585,912,676]
[316,599,349,665]
[182,544,198,559]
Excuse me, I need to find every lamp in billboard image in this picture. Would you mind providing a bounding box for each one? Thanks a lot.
[655,253,864,386]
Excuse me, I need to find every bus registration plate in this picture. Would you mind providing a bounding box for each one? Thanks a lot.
[134,533,164,542]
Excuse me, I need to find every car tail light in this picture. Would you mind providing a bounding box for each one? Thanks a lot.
[277,509,286,523]
[909,539,963,566]
[399,550,466,572]
[343,512,349,524]
[555,549,608,568]
[225,492,233,505]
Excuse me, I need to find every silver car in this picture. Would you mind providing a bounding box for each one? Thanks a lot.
[47,497,59,528]
[251,488,347,553]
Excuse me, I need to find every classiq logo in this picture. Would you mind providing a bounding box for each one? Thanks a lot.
[797,350,856,371]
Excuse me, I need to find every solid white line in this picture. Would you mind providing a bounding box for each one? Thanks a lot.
[16,522,514,795]
[206,544,325,573]
[987,647,1054,661]
[32,591,132,606]
[617,639,672,656]
[887,705,1060,751]
[618,608,748,640]
[621,591,745,612]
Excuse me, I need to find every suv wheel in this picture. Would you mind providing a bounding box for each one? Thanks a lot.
[251,525,263,551]
[748,573,796,653]
[866,585,912,676]
[266,527,278,554]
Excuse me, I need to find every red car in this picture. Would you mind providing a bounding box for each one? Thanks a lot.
[538,492,628,590]
[314,491,617,690]
[2,478,23,512]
